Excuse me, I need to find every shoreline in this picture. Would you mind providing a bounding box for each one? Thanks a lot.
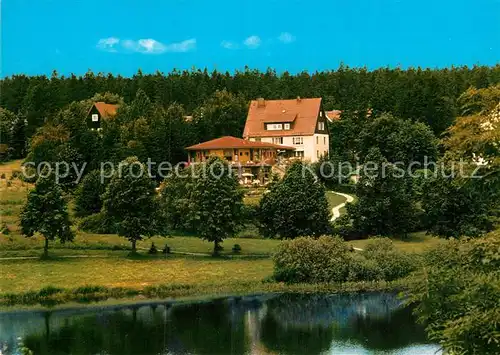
[0,278,412,311]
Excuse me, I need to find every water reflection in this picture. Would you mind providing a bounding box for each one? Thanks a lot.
[0,293,440,354]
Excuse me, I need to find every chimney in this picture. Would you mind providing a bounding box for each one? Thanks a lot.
[296,96,301,102]
[257,98,265,107]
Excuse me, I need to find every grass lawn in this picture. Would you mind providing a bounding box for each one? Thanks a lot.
[326,191,347,209]
[0,257,274,294]
[0,233,282,257]
[349,232,444,253]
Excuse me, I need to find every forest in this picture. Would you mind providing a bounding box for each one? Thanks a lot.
[1,64,500,160]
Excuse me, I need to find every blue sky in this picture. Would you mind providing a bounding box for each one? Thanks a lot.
[2,0,499,77]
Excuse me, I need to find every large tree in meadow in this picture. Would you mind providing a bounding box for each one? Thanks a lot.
[258,161,331,239]
[102,156,158,253]
[186,156,244,255]
[20,172,74,257]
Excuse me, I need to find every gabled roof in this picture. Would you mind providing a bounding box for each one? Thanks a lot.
[92,102,119,119]
[243,98,322,137]
[186,136,295,150]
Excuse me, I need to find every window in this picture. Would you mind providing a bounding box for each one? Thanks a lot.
[316,136,319,144]
[284,123,291,130]
[293,137,303,145]
[255,137,261,142]
[318,122,325,130]
[323,136,326,145]
[294,151,304,158]
[272,137,283,144]
[266,123,283,131]
[91,114,99,122]
[317,150,320,158]
[245,152,249,156]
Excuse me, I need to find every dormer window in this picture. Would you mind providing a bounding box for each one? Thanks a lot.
[284,123,290,130]
[92,114,99,122]
[266,123,283,130]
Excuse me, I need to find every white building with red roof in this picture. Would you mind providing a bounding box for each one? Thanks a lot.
[243,97,330,162]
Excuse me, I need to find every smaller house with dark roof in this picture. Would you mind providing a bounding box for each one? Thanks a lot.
[86,102,119,130]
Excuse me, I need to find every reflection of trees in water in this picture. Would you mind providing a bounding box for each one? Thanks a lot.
[168,299,247,354]
[22,306,171,355]
[331,306,431,350]
[260,312,334,355]
[19,300,249,355]
[3,293,430,355]
[259,292,428,352]
[265,293,403,328]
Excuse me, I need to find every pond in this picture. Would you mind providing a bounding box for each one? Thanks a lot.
[0,292,440,354]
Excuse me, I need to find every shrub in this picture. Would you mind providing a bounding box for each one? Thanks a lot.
[273,236,418,284]
[232,244,242,254]
[78,212,116,234]
[273,236,351,283]
[1,222,10,235]
[332,214,363,240]
[10,170,22,179]
[148,242,158,254]
[0,173,5,179]
[408,231,500,354]
[347,253,384,281]
[362,238,418,281]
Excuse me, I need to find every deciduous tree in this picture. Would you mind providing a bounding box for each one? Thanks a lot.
[186,157,244,255]
[20,172,74,257]
[258,161,331,239]
[344,148,418,237]
[102,156,158,253]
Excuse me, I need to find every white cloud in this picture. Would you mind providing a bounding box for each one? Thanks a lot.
[138,38,167,53]
[98,37,196,54]
[243,35,261,49]
[122,38,168,54]
[96,37,120,52]
[221,40,238,50]
[164,38,196,53]
[278,32,295,44]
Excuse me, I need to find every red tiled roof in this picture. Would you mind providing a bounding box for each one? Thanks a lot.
[186,136,295,150]
[243,98,322,137]
[93,102,119,118]
[325,110,341,121]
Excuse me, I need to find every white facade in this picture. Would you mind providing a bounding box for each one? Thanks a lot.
[250,133,329,163]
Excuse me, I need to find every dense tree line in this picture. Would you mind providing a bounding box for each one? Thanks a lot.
[2,65,500,145]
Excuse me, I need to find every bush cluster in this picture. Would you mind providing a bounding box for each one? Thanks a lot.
[273,236,418,284]
[408,231,500,355]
